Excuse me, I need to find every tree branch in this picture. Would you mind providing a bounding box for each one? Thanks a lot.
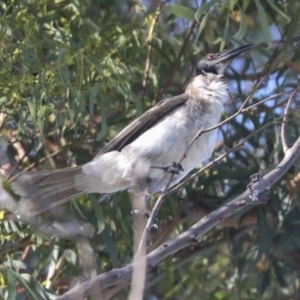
[281,87,299,153]
[57,125,300,300]
[155,21,197,101]
[140,5,161,103]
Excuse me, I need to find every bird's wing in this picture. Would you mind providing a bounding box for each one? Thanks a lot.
[93,93,189,159]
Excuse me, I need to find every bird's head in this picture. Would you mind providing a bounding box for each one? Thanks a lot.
[196,44,253,76]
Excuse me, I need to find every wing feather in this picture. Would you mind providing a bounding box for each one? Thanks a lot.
[93,93,188,159]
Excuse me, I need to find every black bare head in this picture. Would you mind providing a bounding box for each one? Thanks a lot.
[196,44,253,76]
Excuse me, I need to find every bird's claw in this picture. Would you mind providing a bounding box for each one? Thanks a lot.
[130,210,159,228]
[151,162,184,175]
[166,162,184,174]
[247,172,262,189]
[131,209,150,218]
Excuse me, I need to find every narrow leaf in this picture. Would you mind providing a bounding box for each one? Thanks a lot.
[37,105,47,119]
[3,260,27,269]
[9,271,38,300]
[165,5,195,21]
[221,16,230,50]
[195,12,210,42]
[266,0,290,21]
[242,0,250,11]
[6,271,16,300]
[27,99,36,125]
[233,8,248,40]
[254,0,272,45]
[271,258,286,287]
[195,0,220,22]
[89,85,99,115]
[230,0,237,11]
[96,92,108,141]
[101,228,119,268]
[91,197,105,234]
[286,5,300,43]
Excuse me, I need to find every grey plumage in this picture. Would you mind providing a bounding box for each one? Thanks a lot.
[12,44,253,214]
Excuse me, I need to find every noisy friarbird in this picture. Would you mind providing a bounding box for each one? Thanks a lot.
[12,44,253,214]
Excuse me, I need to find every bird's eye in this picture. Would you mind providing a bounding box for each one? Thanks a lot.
[206,54,216,60]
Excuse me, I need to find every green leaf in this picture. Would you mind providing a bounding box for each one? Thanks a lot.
[254,0,272,45]
[27,99,37,125]
[165,5,195,21]
[195,11,210,42]
[266,0,290,21]
[101,228,119,268]
[275,231,294,252]
[149,40,173,64]
[255,209,270,263]
[8,271,39,300]
[3,260,27,269]
[286,5,300,43]
[0,96,7,105]
[195,0,220,22]
[37,105,47,119]
[271,257,286,287]
[233,8,248,40]
[229,0,237,11]
[221,16,230,50]
[91,197,105,234]
[96,92,108,141]
[89,85,99,115]
[242,0,250,11]
[257,270,271,296]
[6,271,16,300]
[63,249,77,265]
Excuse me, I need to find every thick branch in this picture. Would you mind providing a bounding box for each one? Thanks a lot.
[57,133,300,300]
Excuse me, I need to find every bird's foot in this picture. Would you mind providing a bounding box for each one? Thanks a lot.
[130,210,158,228]
[131,209,151,218]
[151,162,184,175]
[247,172,262,189]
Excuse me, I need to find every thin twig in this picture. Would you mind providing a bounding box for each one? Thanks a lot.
[155,21,197,101]
[140,5,161,102]
[241,92,286,112]
[6,139,36,181]
[7,147,65,183]
[197,74,281,139]
[281,86,299,153]
[23,147,65,171]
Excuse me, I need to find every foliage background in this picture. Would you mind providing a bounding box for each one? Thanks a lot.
[1,0,300,299]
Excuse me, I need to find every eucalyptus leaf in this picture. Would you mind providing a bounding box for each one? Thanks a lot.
[165,5,195,21]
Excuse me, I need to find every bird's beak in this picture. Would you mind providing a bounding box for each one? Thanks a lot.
[212,44,253,74]
[218,44,254,64]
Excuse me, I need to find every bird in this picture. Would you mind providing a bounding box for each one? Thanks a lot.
[12,44,253,214]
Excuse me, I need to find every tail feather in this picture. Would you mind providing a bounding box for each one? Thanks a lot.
[12,166,86,214]
[17,166,82,186]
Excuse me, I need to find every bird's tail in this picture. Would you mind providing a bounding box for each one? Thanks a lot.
[12,166,85,214]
